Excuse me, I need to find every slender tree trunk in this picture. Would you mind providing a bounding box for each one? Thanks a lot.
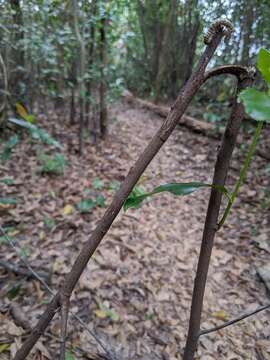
[240,1,254,65]
[183,73,253,360]
[9,0,25,105]
[154,0,177,103]
[69,58,77,125]
[85,0,97,128]
[182,16,200,84]
[72,0,86,156]
[99,12,108,139]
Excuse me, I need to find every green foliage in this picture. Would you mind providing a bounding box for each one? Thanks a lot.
[239,48,270,123]
[258,48,270,85]
[1,135,19,162]
[96,302,119,322]
[65,352,75,360]
[260,188,270,210]
[0,197,17,206]
[44,217,56,230]
[92,177,104,190]
[265,164,270,176]
[124,182,229,211]
[220,48,269,228]
[95,194,106,207]
[0,177,14,185]
[38,153,65,175]
[108,180,120,191]
[7,284,21,300]
[77,199,96,213]
[0,226,17,243]
[8,118,62,149]
[77,194,106,213]
[239,89,270,122]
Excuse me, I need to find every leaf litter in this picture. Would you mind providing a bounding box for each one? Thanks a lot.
[0,100,269,359]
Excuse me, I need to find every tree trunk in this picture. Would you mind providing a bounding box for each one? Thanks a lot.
[85,0,97,128]
[240,1,254,65]
[72,0,86,155]
[182,15,200,84]
[9,0,25,105]
[154,0,177,103]
[99,11,108,139]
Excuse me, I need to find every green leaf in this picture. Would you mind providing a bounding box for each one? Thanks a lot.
[0,197,17,206]
[0,343,10,353]
[8,118,62,149]
[97,302,119,322]
[95,194,106,207]
[258,48,270,85]
[65,351,75,360]
[239,88,270,122]
[1,135,19,162]
[39,153,65,175]
[108,180,120,191]
[0,177,14,185]
[77,199,95,213]
[124,182,229,210]
[92,177,104,190]
[7,284,21,299]
[44,217,56,229]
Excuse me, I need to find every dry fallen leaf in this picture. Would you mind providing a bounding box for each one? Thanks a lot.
[62,204,75,216]
[211,310,228,321]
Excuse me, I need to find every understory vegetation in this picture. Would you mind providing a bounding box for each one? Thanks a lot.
[0,1,270,360]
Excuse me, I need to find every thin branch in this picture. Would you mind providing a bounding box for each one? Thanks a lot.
[0,51,8,115]
[0,225,52,293]
[183,75,254,359]
[218,121,263,229]
[59,296,70,360]
[0,258,49,281]
[204,64,256,81]
[199,303,270,336]
[71,312,112,357]
[0,224,110,356]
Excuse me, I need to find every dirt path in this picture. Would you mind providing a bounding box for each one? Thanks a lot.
[0,101,269,359]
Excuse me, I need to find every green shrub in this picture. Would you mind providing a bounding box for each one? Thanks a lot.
[38,153,65,175]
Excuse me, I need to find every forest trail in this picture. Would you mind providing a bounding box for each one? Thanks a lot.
[1,100,269,359]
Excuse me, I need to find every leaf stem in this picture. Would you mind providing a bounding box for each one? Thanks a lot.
[218,121,263,229]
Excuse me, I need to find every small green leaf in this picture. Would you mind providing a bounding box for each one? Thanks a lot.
[97,302,119,322]
[239,88,270,122]
[95,194,106,207]
[0,177,14,185]
[124,182,229,210]
[258,48,270,85]
[65,351,75,360]
[0,197,17,206]
[108,180,120,191]
[0,343,10,352]
[20,246,30,258]
[1,134,19,162]
[77,199,95,213]
[8,118,62,149]
[7,284,21,299]
[0,236,8,243]
[44,217,56,229]
[92,177,104,190]
[38,153,65,175]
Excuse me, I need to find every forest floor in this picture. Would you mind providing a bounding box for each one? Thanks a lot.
[0,99,270,360]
